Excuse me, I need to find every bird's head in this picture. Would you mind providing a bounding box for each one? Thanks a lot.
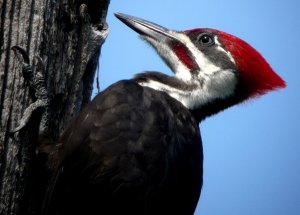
[115,13,286,120]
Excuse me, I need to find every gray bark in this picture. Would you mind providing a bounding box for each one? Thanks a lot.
[0,0,110,214]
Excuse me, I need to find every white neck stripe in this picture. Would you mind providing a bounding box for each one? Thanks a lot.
[138,69,237,110]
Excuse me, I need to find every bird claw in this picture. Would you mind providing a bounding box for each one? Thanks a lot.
[11,46,30,64]
[10,46,49,133]
[10,99,47,133]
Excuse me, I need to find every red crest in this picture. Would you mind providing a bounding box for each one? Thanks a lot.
[215,29,286,98]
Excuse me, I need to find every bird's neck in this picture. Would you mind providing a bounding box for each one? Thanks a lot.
[133,71,241,122]
[134,71,197,105]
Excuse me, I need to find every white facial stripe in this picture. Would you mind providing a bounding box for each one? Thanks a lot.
[144,36,193,82]
[214,36,235,64]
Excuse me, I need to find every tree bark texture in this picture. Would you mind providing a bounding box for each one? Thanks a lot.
[0,0,110,214]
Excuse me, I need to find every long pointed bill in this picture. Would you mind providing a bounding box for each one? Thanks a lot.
[114,13,178,42]
[115,13,199,75]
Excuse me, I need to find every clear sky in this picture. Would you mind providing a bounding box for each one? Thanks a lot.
[94,1,300,214]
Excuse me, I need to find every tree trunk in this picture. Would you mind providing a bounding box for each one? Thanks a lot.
[0,0,110,214]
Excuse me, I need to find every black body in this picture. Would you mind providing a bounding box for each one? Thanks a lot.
[45,80,203,215]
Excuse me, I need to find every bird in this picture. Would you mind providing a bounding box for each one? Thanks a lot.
[42,13,286,215]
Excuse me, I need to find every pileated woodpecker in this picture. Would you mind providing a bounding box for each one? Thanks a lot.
[43,13,285,215]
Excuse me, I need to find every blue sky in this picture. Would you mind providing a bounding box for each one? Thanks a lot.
[94,1,300,214]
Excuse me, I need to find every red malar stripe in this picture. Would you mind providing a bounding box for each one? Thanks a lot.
[171,42,197,70]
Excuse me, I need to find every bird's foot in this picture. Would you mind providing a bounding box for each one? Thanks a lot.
[10,46,49,133]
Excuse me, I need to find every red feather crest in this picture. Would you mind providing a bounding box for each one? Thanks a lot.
[214,29,286,98]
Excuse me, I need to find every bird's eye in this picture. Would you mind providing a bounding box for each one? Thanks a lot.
[198,34,214,46]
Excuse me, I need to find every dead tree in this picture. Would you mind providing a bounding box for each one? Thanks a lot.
[0,0,110,214]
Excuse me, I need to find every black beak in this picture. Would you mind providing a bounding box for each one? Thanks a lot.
[114,13,178,41]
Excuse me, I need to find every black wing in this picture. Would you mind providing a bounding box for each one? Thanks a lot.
[44,80,203,215]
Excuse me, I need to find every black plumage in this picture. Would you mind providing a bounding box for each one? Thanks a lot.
[45,80,202,215]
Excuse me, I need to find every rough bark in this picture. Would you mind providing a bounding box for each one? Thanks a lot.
[0,0,110,214]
